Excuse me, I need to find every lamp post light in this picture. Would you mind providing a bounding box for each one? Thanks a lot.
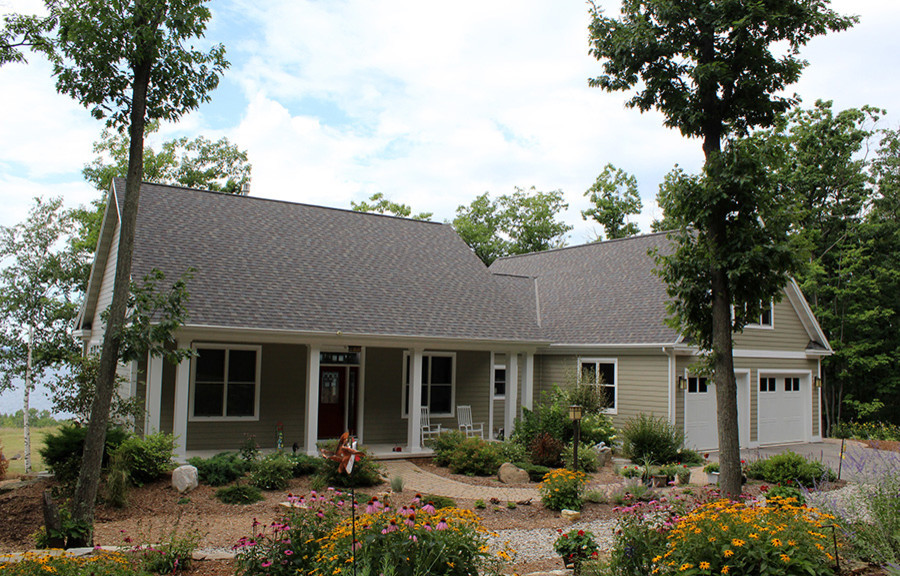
[569,404,583,472]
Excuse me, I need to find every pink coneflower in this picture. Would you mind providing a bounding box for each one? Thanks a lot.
[404,513,416,527]
[381,519,399,534]
[422,502,436,514]
[409,535,418,542]
[284,550,293,556]
[423,522,433,532]
[366,499,378,514]
[261,561,272,567]
[436,518,448,531]
[412,494,422,506]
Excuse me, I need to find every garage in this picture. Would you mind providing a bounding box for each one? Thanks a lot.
[684,372,750,451]
[758,373,809,445]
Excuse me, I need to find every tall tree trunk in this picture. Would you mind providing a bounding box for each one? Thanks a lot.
[69,57,152,545]
[23,325,33,474]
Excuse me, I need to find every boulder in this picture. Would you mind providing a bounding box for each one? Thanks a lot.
[596,446,613,468]
[498,462,530,484]
[171,465,198,494]
[560,509,581,522]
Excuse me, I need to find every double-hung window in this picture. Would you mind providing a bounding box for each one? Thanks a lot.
[403,352,455,416]
[493,366,506,398]
[191,345,261,420]
[579,358,617,413]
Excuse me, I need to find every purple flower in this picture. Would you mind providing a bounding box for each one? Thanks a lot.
[284,550,294,556]
[422,503,436,514]
[436,518,448,531]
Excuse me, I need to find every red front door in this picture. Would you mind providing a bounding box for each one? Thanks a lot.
[318,367,345,438]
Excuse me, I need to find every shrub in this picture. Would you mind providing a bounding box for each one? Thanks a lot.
[312,445,382,488]
[621,413,684,464]
[286,452,320,477]
[676,447,705,466]
[431,430,468,467]
[250,453,294,490]
[554,528,599,569]
[703,462,720,474]
[619,464,642,479]
[584,490,606,504]
[114,432,175,486]
[580,412,618,447]
[235,491,345,576]
[529,432,564,467]
[497,439,528,463]
[216,484,264,505]
[744,451,836,486]
[421,493,456,509]
[447,437,503,476]
[511,461,551,482]
[315,495,513,576]
[653,499,839,576]
[104,451,129,507]
[676,464,692,485]
[187,452,249,486]
[563,442,601,473]
[608,479,658,506]
[240,434,259,462]
[511,388,571,448]
[539,468,588,511]
[40,424,129,486]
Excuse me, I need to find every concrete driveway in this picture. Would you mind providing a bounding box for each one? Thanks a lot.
[703,439,899,483]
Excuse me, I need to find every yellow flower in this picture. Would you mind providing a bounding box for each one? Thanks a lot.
[680,563,694,571]
[731,539,745,547]
[787,540,797,546]
[771,538,782,547]
[721,566,730,574]
[749,532,759,539]
[780,554,791,563]
[708,536,717,543]
[699,561,711,570]
[723,550,734,558]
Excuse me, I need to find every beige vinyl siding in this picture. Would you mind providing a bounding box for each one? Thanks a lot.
[675,356,820,443]
[91,218,120,343]
[534,353,669,429]
[733,299,810,352]
[442,350,490,433]
[491,353,525,438]
[362,348,405,444]
[185,343,307,451]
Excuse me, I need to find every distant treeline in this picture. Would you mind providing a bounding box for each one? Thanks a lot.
[0,410,64,428]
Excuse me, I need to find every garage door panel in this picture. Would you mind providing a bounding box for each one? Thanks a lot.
[685,374,750,451]
[758,375,807,445]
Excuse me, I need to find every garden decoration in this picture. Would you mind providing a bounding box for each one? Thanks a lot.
[321,432,363,576]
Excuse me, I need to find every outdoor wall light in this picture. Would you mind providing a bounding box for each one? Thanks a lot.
[678,376,687,390]
[814,376,822,388]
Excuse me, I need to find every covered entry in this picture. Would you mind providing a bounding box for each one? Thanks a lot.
[317,351,360,439]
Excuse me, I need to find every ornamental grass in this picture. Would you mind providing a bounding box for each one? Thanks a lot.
[651,497,839,576]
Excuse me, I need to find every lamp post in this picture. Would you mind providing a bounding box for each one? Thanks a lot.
[569,404,583,472]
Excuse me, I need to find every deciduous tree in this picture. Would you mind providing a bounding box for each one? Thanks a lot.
[582,163,642,240]
[589,0,855,496]
[351,192,432,220]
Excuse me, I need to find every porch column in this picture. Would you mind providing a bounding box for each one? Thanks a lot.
[407,348,424,452]
[488,352,496,440]
[145,352,163,435]
[504,353,519,438]
[522,352,534,411]
[172,344,190,460]
[306,344,321,455]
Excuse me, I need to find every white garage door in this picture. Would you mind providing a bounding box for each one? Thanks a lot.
[758,375,807,445]
[685,373,750,451]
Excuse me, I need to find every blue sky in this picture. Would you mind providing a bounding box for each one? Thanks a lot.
[1,0,899,243]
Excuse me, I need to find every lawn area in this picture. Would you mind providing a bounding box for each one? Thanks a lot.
[0,426,59,476]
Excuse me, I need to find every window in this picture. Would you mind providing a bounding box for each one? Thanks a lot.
[579,358,617,412]
[784,377,800,392]
[687,376,708,394]
[748,302,773,327]
[403,352,455,416]
[759,377,776,393]
[191,345,260,419]
[493,366,506,398]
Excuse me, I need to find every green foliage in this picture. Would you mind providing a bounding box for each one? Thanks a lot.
[511,461,551,482]
[103,451,129,507]
[582,163,642,240]
[33,503,92,549]
[0,410,60,428]
[743,451,836,486]
[563,442,601,473]
[431,430,468,467]
[312,445,382,488]
[584,490,606,504]
[134,517,202,574]
[474,498,486,509]
[539,468,588,511]
[390,475,404,492]
[529,432,564,468]
[580,412,618,447]
[187,452,249,486]
[113,432,174,486]
[703,462,720,474]
[555,528,600,568]
[765,485,806,506]
[608,479,659,506]
[351,192,432,221]
[0,550,151,576]
[452,187,572,265]
[512,385,617,456]
[447,437,503,476]
[832,420,900,441]
[49,354,141,425]
[421,493,456,510]
[249,453,293,491]
[506,500,516,509]
[39,424,128,486]
[621,413,684,465]
[285,452,320,477]
[496,439,527,463]
[676,448,705,466]
[240,435,260,463]
[216,484,263,505]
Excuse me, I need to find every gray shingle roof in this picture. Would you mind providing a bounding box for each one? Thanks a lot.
[489,233,680,345]
[127,180,545,342]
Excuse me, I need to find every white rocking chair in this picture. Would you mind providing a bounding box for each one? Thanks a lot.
[420,406,442,445]
[456,405,484,439]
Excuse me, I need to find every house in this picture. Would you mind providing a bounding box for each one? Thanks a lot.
[75,180,830,458]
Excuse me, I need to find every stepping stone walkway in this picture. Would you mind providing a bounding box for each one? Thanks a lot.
[380,460,540,502]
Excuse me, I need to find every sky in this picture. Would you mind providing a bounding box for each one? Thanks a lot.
[1,0,898,246]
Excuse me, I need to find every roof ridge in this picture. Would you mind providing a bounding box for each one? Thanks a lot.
[125,178,445,226]
[493,230,672,263]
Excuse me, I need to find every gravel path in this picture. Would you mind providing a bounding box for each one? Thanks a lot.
[489,518,617,563]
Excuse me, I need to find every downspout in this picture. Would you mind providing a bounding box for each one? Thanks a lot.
[664,347,676,425]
